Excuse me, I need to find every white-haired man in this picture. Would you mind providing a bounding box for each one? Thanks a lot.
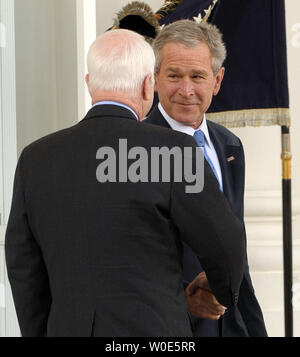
[145,19,267,337]
[5,29,245,337]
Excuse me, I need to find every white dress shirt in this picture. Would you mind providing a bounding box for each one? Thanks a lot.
[158,103,223,189]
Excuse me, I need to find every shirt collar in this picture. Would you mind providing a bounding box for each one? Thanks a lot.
[93,101,138,120]
[158,102,212,148]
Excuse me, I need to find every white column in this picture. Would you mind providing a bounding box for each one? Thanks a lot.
[244,189,300,336]
[230,123,300,336]
[0,0,17,225]
[0,0,20,337]
[76,0,96,121]
[0,226,6,336]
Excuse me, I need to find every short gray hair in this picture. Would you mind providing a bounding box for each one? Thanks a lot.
[153,20,226,76]
[87,29,155,95]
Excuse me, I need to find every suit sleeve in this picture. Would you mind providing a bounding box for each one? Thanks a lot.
[170,136,245,308]
[5,151,51,337]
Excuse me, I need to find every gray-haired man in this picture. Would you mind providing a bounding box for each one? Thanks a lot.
[6,28,245,337]
[145,19,267,337]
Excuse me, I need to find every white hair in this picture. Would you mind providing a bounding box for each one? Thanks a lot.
[87,29,155,96]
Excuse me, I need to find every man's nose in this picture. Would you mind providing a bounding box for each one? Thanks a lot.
[178,79,194,96]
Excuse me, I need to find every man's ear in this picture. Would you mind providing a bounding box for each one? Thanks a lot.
[142,73,154,101]
[213,67,225,96]
[85,74,89,86]
[154,72,159,92]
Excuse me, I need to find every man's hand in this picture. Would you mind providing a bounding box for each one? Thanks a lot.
[185,272,227,320]
[187,271,211,293]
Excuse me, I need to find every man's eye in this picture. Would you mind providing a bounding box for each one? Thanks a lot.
[168,74,177,78]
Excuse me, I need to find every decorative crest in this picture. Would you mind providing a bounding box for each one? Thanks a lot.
[156,0,219,24]
[155,0,183,20]
[112,1,160,43]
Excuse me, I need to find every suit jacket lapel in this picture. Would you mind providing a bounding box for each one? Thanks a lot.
[146,105,172,129]
[207,121,243,217]
[209,127,232,197]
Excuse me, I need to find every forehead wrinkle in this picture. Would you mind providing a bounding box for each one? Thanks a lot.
[166,65,209,76]
[161,42,213,72]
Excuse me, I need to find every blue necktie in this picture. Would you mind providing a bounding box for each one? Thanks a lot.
[193,130,223,191]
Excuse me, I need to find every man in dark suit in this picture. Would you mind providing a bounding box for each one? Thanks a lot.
[5,28,245,337]
[144,20,267,337]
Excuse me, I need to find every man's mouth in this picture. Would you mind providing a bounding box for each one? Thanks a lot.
[175,102,199,107]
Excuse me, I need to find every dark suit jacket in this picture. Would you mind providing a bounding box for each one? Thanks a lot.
[5,105,245,337]
[144,105,267,337]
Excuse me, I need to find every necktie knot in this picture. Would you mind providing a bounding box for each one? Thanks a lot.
[193,130,205,148]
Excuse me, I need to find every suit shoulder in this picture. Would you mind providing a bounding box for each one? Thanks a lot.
[143,105,166,126]
[21,124,78,161]
[144,114,158,125]
[207,120,242,146]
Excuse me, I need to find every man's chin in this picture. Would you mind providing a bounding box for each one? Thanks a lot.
[170,109,204,126]
[172,115,197,126]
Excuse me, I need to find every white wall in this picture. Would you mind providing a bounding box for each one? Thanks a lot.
[14,0,78,156]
